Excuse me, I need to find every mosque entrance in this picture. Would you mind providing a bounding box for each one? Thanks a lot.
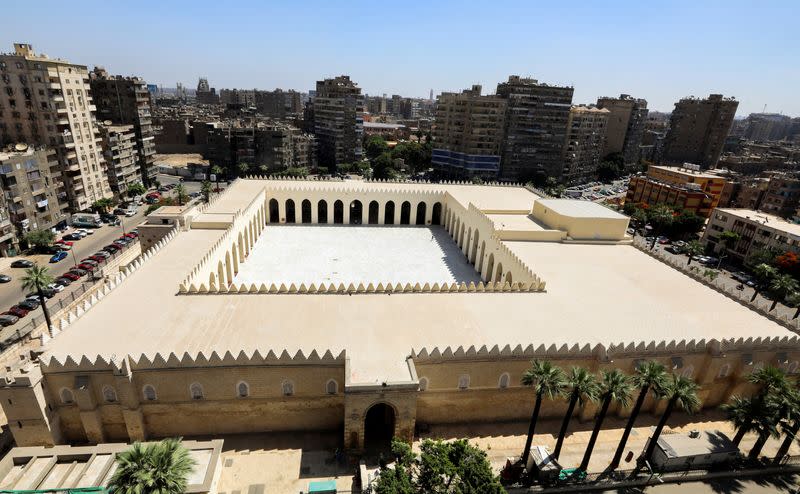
[364,403,395,451]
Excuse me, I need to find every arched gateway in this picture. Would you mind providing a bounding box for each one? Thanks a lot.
[363,402,396,451]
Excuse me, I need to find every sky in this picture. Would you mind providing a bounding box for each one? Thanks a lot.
[3,1,799,116]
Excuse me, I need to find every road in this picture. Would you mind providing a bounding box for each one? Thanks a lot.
[610,473,799,493]
[0,207,147,333]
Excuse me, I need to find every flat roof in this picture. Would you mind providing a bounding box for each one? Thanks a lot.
[714,208,800,238]
[486,214,547,232]
[656,431,737,458]
[536,199,627,220]
[43,232,793,383]
[650,165,725,179]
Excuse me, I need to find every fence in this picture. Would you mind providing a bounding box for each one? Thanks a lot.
[0,238,140,351]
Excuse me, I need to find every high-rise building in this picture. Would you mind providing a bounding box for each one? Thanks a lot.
[89,67,156,184]
[662,94,738,169]
[0,43,112,211]
[255,89,303,119]
[0,146,65,255]
[561,106,609,185]
[97,123,141,195]
[496,75,573,182]
[744,113,793,142]
[431,85,506,178]
[310,76,364,168]
[596,94,648,169]
[195,77,218,104]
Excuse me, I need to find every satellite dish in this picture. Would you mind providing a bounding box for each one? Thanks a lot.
[103,120,112,126]
[14,143,28,151]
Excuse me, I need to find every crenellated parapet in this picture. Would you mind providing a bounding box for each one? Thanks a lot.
[178,279,546,295]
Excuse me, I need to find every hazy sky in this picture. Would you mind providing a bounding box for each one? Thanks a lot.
[4,1,798,116]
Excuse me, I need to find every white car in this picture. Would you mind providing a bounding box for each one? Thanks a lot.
[77,228,94,235]
[73,230,87,238]
[124,209,136,217]
[47,283,65,293]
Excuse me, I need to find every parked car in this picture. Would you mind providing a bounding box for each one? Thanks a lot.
[47,283,64,293]
[80,258,99,266]
[113,208,127,215]
[17,299,40,311]
[103,244,121,253]
[27,289,55,300]
[93,251,111,259]
[5,306,29,318]
[0,274,11,283]
[50,251,68,263]
[54,240,74,247]
[123,233,138,239]
[61,233,82,241]
[124,208,137,217]
[55,276,74,286]
[10,259,34,268]
[72,230,87,238]
[77,263,96,271]
[101,213,120,224]
[76,228,94,236]
[68,268,88,277]
[0,315,19,327]
[60,272,81,282]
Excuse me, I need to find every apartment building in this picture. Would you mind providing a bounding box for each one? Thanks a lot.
[745,113,793,142]
[89,68,156,183]
[625,165,728,217]
[310,76,364,168]
[255,89,302,119]
[561,105,609,185]
[207,123,316,174]
[431,85,506,178]
[219,89,256,107]
[703,208,800,263]
[0,43,112,212]
[662,94,738,169]
[596,94,648,169]
[759,175,800,218]
[496,75,573,182]
[0,146,66,255]
[97,124,140,195]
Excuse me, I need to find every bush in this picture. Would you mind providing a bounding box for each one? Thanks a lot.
[24,229,55,251]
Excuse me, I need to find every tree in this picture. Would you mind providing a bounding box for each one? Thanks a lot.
[773,388,800,464]
[685,240,704,265]
[719,230,740,250]
[520,360,566,466]
[237,162,250,177]
[127,182,146,197]
[23,229,55,251]
[553,367,599,460]
[648,204,674,249]
[768,273,798,311]
[108,438,196,494]
[746,365,790,459]
[375,438,505,494]
[210,165,224,183]
[200,180,213,203]
[365,135,389,160]
[748,248,779,268]
[631,208,648,228]
[751,263,778,302]
[640,375,700,468]
[258,164,269,176]
[785,292,800,319]
[611,361,667,469]
[579,369,633,472]
[724,395,761,446]
[92,198,114,212]
[174,183,188,206]
[372,152,396,179]
[21,264,54,337]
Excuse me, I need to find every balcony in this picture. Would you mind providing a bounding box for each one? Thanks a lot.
[52,95,64,102]
[48,82,61,90]
[57,117,69,126]
[88,105,97,111]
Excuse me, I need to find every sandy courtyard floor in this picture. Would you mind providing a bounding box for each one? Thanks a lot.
[233,225,481,286]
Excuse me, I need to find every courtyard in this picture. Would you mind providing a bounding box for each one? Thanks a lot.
[232,224,482,287]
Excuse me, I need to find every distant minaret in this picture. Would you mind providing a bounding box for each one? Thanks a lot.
[429,88,434,101]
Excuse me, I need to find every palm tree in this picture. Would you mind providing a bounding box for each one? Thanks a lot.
[685,240,704,266]
[751,263,777,302]
[520,360,566,466]
[174,183,188,206]
[21,264,54,337]
[747,398,781,460]
[785,291,800,319]
[210,165,223,184]
[200,180,213,203]
[109,438,196,494]
[773,388,800,464]
[237,162,250,177]
[749,365,790,398]
[578,369,633,472]
[610,361,668,469]
[640,375,700,467]
[768,274,799,311]
[648,204,674,249]
[746,366,790,459]
[723,395,760,446]
[553,367,600,460]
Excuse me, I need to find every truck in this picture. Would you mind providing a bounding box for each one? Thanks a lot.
[70,212,102,228]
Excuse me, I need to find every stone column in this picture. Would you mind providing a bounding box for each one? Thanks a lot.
[378,203,385,225]
[74,384,106,444]
[425,203,433,225]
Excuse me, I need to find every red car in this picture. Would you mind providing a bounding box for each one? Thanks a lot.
[4,306,29,318]
[55,239,74,246]
[77,263,96,271]
[80,258,99,266]
[61,272,81,281]
[123,233,137,239]
[87,256,106,263]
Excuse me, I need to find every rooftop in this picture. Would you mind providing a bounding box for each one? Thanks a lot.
[41,177,793,383]
[649,165,726,180]
[714,208,800,238]
[536,199,627,219]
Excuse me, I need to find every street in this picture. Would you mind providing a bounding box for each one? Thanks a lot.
[0,207,147,338]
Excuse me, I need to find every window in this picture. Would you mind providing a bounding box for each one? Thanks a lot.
[498,373,510,389]
[458,374,470,390]
[142,384,157,401]
[418,377,429,391]
[681,366,694,379]
[190,383,204,400]
[281,380,294,396]
[60,388,74,404]
[102,385,117,403]
[237,381,249,398]
[326,379,338,395]
[717,364,731,379]
[789,362,799,374]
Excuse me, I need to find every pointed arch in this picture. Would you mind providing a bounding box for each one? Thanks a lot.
[217,261,225,287]
[225,251,233,283]
[432,202,442,225]
[301,199,312,223]
[384,201,395,225]
[350,200,363,225]
[334,200,344,224]
[285,199,296,224]
[494,262,504,283]
[231,245,239,274]
[400,201,411,224]
[470,230,480,263]
[368,201,379,224]
[318,200,328,224]
[478,241,486,271]
[485,253,494,282]
[268,198,279,223]
[415,202,427,225]
[505,271,513,284]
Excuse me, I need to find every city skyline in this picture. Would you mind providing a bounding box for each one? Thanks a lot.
[3,0,799,116]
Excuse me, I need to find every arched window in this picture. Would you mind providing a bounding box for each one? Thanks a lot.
[102,385,117,403]
[789,362,799,374]
[143,384,157,401]
[190,382,204,400]
[418,377,429,391]
[282,380,294,396]
[498,373,510,389]
[60,388,74,404]
[717,364,731,379]
[237,381,249,398]
[326,379,338,395]
[458,374,470,390]
[681,366,694,379]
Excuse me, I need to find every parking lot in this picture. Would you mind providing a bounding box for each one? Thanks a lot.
[564,178,629,202]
